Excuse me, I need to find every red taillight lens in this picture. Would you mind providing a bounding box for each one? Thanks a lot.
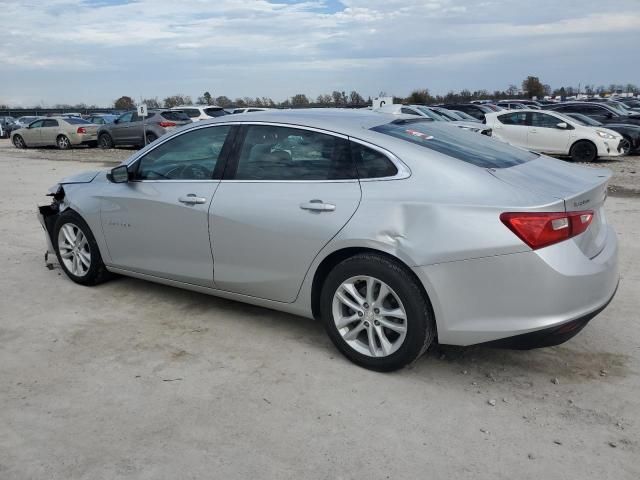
[500,210,593,250]
[76,127,87,134]
[158,121,176,128]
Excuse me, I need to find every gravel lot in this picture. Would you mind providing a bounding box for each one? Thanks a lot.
[1,139,639,479]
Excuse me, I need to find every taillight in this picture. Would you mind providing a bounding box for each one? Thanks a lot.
[77,127,87,134]
[158,121,176,128]
[500,210,593,250]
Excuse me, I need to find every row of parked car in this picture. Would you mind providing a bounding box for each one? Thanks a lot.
[3,106,270,150]
[373,98,640,162]
[4,97,640,162]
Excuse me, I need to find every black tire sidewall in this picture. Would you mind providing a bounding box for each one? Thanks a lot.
[146,133,157,144]
[13,135,25,148]
[99,134,113,149]
[57,135,70,150]
[53,211,107,286]
[571,140,597,162]
[320,254,435,372]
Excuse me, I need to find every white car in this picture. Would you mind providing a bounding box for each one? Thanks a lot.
[228,107,271,114]
[169,105,227,122]
[485,109,625,162]
[374,104,492,135]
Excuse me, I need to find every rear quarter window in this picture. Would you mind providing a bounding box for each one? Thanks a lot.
[161,111,190,121]
[371,120,538,169]
[63,118,90,125]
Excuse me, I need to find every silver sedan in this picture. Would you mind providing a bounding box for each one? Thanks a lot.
[37,109,618,371]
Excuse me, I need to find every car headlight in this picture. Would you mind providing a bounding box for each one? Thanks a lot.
[596,130,616,140]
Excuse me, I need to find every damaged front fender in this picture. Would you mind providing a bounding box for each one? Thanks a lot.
[37,184,66,267]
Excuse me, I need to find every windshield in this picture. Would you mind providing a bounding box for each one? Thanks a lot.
[432,108,459,121]
[453,110,477,121]
[568,113,601,127]
[605,102,629,115]
[64,118,90,125]
[415,106,447,121]
[372,119,538,169]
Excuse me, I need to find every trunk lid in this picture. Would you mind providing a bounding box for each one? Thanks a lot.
[490,155,611,258]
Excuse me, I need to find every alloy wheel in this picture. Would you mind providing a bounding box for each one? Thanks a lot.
[57,223,91,276]
[58,136,70,149]
[332,275,407,357]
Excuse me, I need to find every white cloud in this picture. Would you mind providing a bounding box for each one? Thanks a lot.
[0,0,638,105]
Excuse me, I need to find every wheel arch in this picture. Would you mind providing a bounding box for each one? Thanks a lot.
[309,246,436,331]
[569,138,598,160]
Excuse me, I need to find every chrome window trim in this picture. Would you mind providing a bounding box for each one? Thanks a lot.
[125,120,410,183]
[348,137,411,182]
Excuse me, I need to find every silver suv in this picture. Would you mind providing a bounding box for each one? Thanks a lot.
[97,110,191,148]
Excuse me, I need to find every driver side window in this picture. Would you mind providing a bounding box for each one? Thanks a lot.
[135,125,231,180]
[118,112,133,123]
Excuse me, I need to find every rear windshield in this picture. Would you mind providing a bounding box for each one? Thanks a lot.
[179,109,201,118]
[63,118,91,124]
[204,107,227,117]
[371,119,538,169]
[160,111,190,121]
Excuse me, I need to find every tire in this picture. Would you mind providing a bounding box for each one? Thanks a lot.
[53,210,112,286]
[320,253,436,372]
[570,140,597,162]
[145,133,157,144]
[619,136,632,156]
[56,135,71,150]
[13,134,26,149]
[99,133,114,149]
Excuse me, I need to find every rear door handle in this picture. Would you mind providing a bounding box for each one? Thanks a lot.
[178,194,207,205]
[300,199,336,212]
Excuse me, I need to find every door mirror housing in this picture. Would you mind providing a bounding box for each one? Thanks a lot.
[113,118,119,124]
[606,112,613,119]
[556,122,568,129]
[109,165,129,183]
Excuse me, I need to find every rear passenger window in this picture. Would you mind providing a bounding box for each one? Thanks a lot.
[351,143,398,178]
[234,125,355,180]
[43,119,59,127]
[497,112,527,125]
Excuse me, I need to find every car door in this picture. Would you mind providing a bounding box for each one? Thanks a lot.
[40,119,60,145]
[209,123,362,303]
[127,112,146,144]
[110,112,133,144]
[527,112,571,154]
[491,111,528,147]
[22,119,44,145]
[100,124,234,286]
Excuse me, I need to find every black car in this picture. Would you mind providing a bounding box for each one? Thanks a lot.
[544,102,640,127]
[565,112,640,155]
[439,104,495,121]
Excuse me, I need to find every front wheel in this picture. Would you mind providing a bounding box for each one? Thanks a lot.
[619,137,632,156]
[320,253,436,372]
[53,210,112,286]
[13,135,26,149]
[570,140,597,162]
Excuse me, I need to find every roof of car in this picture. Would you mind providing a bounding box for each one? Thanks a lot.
[199,108,401,139]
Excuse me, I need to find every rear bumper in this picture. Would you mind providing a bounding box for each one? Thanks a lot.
[412,225,619,346]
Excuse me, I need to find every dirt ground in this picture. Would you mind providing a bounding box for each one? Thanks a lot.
[0,139,639,479]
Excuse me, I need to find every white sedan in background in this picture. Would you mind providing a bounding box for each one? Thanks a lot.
[485,109,625,162]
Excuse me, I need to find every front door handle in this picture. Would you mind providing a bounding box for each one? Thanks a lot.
[178,194,207,205]
[300,199,336,212]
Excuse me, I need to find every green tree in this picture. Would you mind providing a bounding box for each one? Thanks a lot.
[114,96,135,110]
[521,76,545,99]
[163,94,192,108]
[291,94,310,107]
[215,96,232,108]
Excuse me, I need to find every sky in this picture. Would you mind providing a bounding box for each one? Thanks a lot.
[1,0,639,106]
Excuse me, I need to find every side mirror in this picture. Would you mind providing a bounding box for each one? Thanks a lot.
[113,118,119,124]
[556,122,568,129]
[606,112,613,119]
[109,165,129,183]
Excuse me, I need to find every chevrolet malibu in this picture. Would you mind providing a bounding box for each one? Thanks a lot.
[37,109,618,371]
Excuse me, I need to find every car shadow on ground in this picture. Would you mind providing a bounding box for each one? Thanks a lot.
[95,273,629,386]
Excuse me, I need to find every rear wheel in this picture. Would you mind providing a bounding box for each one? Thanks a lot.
[570,140,597,162]
[53,210,112,286]
[99,133,114,149]
[320,253,436,372]
[56,135,71,150]
[13,135,26,149]
[145,133,157,144]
